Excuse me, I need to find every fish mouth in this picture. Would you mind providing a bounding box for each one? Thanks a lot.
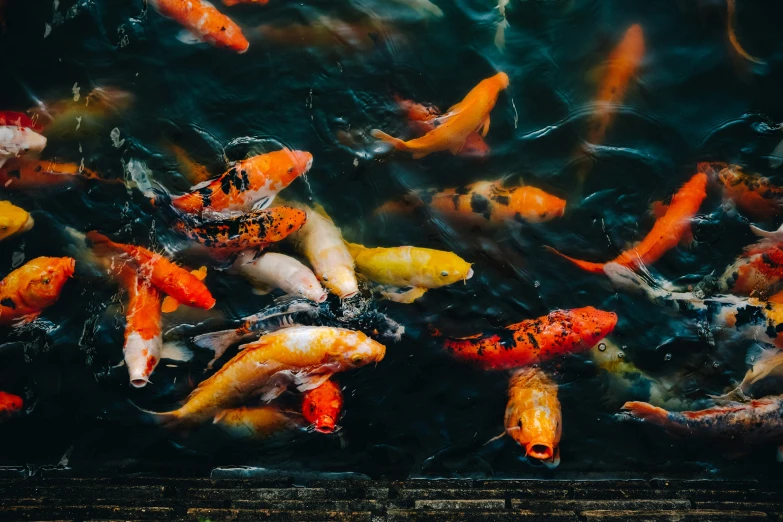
[315,416,336,433]
[129,373,150,388]
[465,268,474,281]
[526,442,554,461]
[21,215,35,233]
[61,257,76,277]
[315,292,328,303]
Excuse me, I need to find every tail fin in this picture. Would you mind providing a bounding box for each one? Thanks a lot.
[84,231,119,259]
[125,159,171,208]
[621,401,670,427]
[130,400,181,429]
[419,1,444,17]
[544,246,606,274]
[370,130,408,151]
[192,329,243,369]
[740,345,783,390]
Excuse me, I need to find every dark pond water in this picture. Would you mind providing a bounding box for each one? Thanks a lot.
[1,0,783,479]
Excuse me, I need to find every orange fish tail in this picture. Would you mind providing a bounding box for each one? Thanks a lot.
[371,130,408,151]
[545,246,606,274]
[622,401,670,427]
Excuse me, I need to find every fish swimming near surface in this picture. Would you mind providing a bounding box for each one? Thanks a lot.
[503,367,561,467]
[372,72,509,159]
[377,180,566,226]
[0,391,23,419]
[231,251,327,303]
[149,326,385,426]
[173,206,307,252]
[443,307,618,370]
[117,269,163,388]
[0,257,74,325]
[86,231,216,310]
[171,149,313,219]
[0,201,34,242]
[549,172,707,274]
[0,158,104,190]
[286,202,359,299]
[254,16,398,54]
[166,142,215,186]
[30,87,134,137]
[0,111,42,131]
[715,236,783,298]
[302,378,343,433]
[148,0,249,53]
[345,242,473,303]
[0,126,46,168]
[214,405,303,440]
[703,162,783,221]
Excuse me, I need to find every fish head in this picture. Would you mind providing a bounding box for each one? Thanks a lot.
[0,391,23,414]
[428,252,474,286]
[492,72,510,90]
[293,268,328,303]
[505,406,560,462]
[22,128,47,156]
[18,257,75,309]
[86,86,134,113]
[621,24,646,64]
[323,266,359,299]
[0,201,33,241]
[510,186,566,223]
[707,163,745,188]
[341,333,386,369]
[571,307,618,347]
[269,149,313,188]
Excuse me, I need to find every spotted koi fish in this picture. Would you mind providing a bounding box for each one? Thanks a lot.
[504,367,561,466]
[171,149,313,219]
[0,158,103,189]
[716,238,783,297]
[173,206,307,251]
[0,257,74,325]
[443,307,618,370]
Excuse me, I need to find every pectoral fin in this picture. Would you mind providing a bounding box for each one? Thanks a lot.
[176,30,204,45]
[481,116,491,137]
[379,286,428,303]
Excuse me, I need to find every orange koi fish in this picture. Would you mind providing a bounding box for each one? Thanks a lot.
[504,368,561,466]
[372,72,509,159]
[704,162,783,221]
[118,269,163,388]
[377,180,566,225]
[166,142,214,186]
[622,397,783,447]
[302,379,343,433]
[393,95,489,158]
[150,326,385,426]
[0,158,103,190]
[171,149,313,218]
[173,206,307,252]
[0,391,23,419]
[549,172,707,274]
[444,307,617,370]
[214,406,304,440]
[149,0,249,53]
[585,24,645,149]
[86,232,215,310]
[0,257,74,325]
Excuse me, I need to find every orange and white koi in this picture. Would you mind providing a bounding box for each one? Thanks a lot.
[214,406,303,440]
[0,391,23,419]
[704,162,783,221]
[504,367,561,466]
[716,238,783,297]
[151,326,385,426]
[118,269,163,388]
[149,0,249,53]
[171,149,313,219]
[444,307,618,370]
[173,206,307,252]
[377,180,565,226]
[287,202,359,299]
[0,257,74,325]
[372,72,509,159]
[0,126,46,168]
[231,252,327,303]
[0,158,103,190]
[550,172,707,274]
[302,379,343,433]
[86,231,216,310]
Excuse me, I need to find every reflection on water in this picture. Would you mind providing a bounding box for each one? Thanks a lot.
[0,0,783,479]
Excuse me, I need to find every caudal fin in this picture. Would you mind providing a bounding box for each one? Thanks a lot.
[130,400,181,429]
[192,329,243,369]
[621,401,670,427]
[370,129,408,151]
[544,246,606,274]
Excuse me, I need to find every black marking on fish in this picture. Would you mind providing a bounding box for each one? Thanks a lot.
[198,187,212,208]
[0,298,15,309]
[734,304,765,328]
[220,167,251,195]
[452,195,460,210]
[526,332,539,350]
[34,165,42,173]
[470,193,491,220]
[7,170,20,179]
[493,194,510,206]
[455,185,470,195]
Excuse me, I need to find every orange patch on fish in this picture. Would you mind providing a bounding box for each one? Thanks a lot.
[302,379,343,433]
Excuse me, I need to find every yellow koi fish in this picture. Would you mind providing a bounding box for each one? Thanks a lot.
[0,201,34,241]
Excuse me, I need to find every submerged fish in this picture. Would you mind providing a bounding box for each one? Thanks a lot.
[30,87,134,137]
[171,149,313,219]
[377,180,566,226]
[86,231,216,310]
[444,307,618,370]
[504,367,561,466]
[726,0,765,65]
[255,16,397,53]
[389,0,443,17]
[0,158,103,190]
[214,405,303,440]
[346,242,473,303]
[118,269,163,388]
[0,126,46,167]
[372,72,509,159]
[173,206,307,252]
[149,0,249,53]
[151,326,385,426]
[231,252,327,303]
[0,201,34,241]
[716,237,783,297]
[302,379,344,433]
[0,257,74,325]
[166,142,215,186]
[706,162,783,221]
[287,202,359,299]
[550,172,707,274]
[0,391,23,419]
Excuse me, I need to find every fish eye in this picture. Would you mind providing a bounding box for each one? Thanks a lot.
[440,271,449,277]
[288,167,294,173]
[351,355,364,365]
[42,278,50,285]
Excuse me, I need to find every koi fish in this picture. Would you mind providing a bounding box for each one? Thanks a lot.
[705,162,783,221]
[504,367,561,466]
[118,269,163,388]
[192,295,403,367]
[166,142,214,186]
[286,202,358,299]
[0,111,41,131]
[726,0,765,65]
[255,17,397,54]
[622,396,783,448]
[149,0,249,53]
[0,126,46,168]
[86,231,216,310]
[372,72,509,159]
[716,238,783,297]
[223,0,269,5]
[0,391,23,419]
[214,406,303,440]
[30,87,134,137]
[173,206,307,252]
[302,379,343,433]
[231,251,327,303]
[444,307,618,370]
[171,149,313,219]
[393,96,489,158]
[0,257,75,325]
[345,242,473,303]
[377,180,566,226]
[549,172,707,274]
[151,326,385,426]
[0,201,34,241]
[0,158,103,190]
